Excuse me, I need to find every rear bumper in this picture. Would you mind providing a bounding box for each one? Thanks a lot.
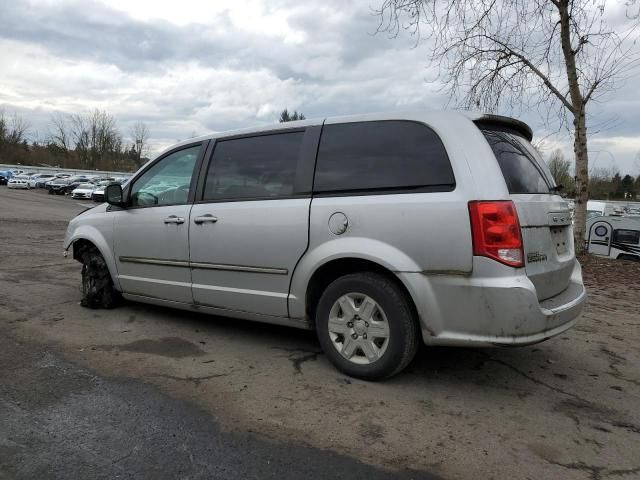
[399,258,586,347]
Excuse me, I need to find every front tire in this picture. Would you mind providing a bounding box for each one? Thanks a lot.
[315,272,420,380]
[79,246,118,309]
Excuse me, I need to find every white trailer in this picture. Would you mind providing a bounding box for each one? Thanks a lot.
[586,200,607,219]
[587,215,640,261]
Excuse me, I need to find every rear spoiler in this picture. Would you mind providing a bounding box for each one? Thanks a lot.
[473,114,533,142]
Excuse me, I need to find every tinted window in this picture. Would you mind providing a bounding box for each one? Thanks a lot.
[613,229,640,244]
[130,144,200,207]
[482,129,553,194]
[314,121,454,193]
[203,132,303,201]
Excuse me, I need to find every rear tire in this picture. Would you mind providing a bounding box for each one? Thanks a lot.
[315,272,420,380]
[79,246,119,309]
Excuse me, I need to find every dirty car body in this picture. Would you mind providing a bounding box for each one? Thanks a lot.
[64,111,586,378]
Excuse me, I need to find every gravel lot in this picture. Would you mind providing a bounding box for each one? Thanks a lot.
[1,187,639,479]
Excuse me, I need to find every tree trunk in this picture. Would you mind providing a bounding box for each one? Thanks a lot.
[573,108,589,254]
[558,0,588,254]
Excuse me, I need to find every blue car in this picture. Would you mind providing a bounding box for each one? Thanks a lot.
[0,170,13,185]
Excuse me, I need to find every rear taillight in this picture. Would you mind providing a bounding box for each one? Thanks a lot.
[468,200,524,268]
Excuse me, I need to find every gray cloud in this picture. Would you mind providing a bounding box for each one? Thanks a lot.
[0,0,638,172]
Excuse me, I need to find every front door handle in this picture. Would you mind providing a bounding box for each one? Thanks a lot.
[164,215,185,224]
[194,214,218,224]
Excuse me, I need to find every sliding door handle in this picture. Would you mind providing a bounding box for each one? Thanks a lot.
[164,215,185,224]
[194,214,218,224]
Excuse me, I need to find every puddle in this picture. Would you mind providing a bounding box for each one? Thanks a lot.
[97,337,205,358]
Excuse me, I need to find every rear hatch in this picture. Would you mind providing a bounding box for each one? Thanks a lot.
[479,120,574,301]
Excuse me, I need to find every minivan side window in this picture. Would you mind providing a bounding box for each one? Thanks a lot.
[313,121,455,194]
[130,144,201,207]
[203,131,304,201]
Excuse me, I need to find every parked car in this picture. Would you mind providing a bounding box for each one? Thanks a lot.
[7,176,30,189]
[34,174,57,188]
[66,176,93,192]
[47,178,72,195]
[71,183,97,199]
[64,112,586,380]
[91,181,117,202]
[0,170,12,185]
[28,174,52,188]
[27,174,43,188]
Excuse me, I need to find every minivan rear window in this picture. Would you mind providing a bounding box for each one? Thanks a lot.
[314,120,455,194]
[482,129,554,194]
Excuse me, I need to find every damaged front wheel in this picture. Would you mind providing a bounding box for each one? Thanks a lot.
[79,245,119,309]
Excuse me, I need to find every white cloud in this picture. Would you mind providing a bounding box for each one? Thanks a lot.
[0,0,638,170]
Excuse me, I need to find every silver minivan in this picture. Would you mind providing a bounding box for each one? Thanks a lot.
[64,111,586,379]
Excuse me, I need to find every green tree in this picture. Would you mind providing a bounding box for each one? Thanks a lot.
[279,108,306,123]
[620,174,636,199]
[588,168,614,199]
[611,172,623,199]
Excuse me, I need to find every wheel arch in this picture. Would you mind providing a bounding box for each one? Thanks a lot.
[289,237,424,320]
[302,257,420,330]
[66,229,121,291]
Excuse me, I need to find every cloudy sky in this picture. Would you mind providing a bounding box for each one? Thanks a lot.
[1,0,639,173]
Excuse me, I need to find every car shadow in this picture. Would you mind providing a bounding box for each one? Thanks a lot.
[121,299,571,391]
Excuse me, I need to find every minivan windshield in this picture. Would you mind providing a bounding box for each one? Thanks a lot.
[482,129,555,194]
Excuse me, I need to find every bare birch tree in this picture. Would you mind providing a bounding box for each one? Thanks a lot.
[376,0,640,251]
[0,109,29,146]
[547,149,575,195]
[130,121,150,167]
[66,109,122,168]
[48,112,72,156]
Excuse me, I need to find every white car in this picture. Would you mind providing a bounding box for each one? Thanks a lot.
[27,175,41,188]
[30,174,57,188]
[28,174,46,188]
[71,183,97,199]
[91,181,118,202]
[7,176,30,189]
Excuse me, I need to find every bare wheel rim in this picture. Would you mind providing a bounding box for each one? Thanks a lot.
[82,264,94,297]
[327,292,390,365]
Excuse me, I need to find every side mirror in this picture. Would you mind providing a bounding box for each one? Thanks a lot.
[105,184,125,208]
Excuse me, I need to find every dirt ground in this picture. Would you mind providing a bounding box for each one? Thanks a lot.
[1,187,639,479]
